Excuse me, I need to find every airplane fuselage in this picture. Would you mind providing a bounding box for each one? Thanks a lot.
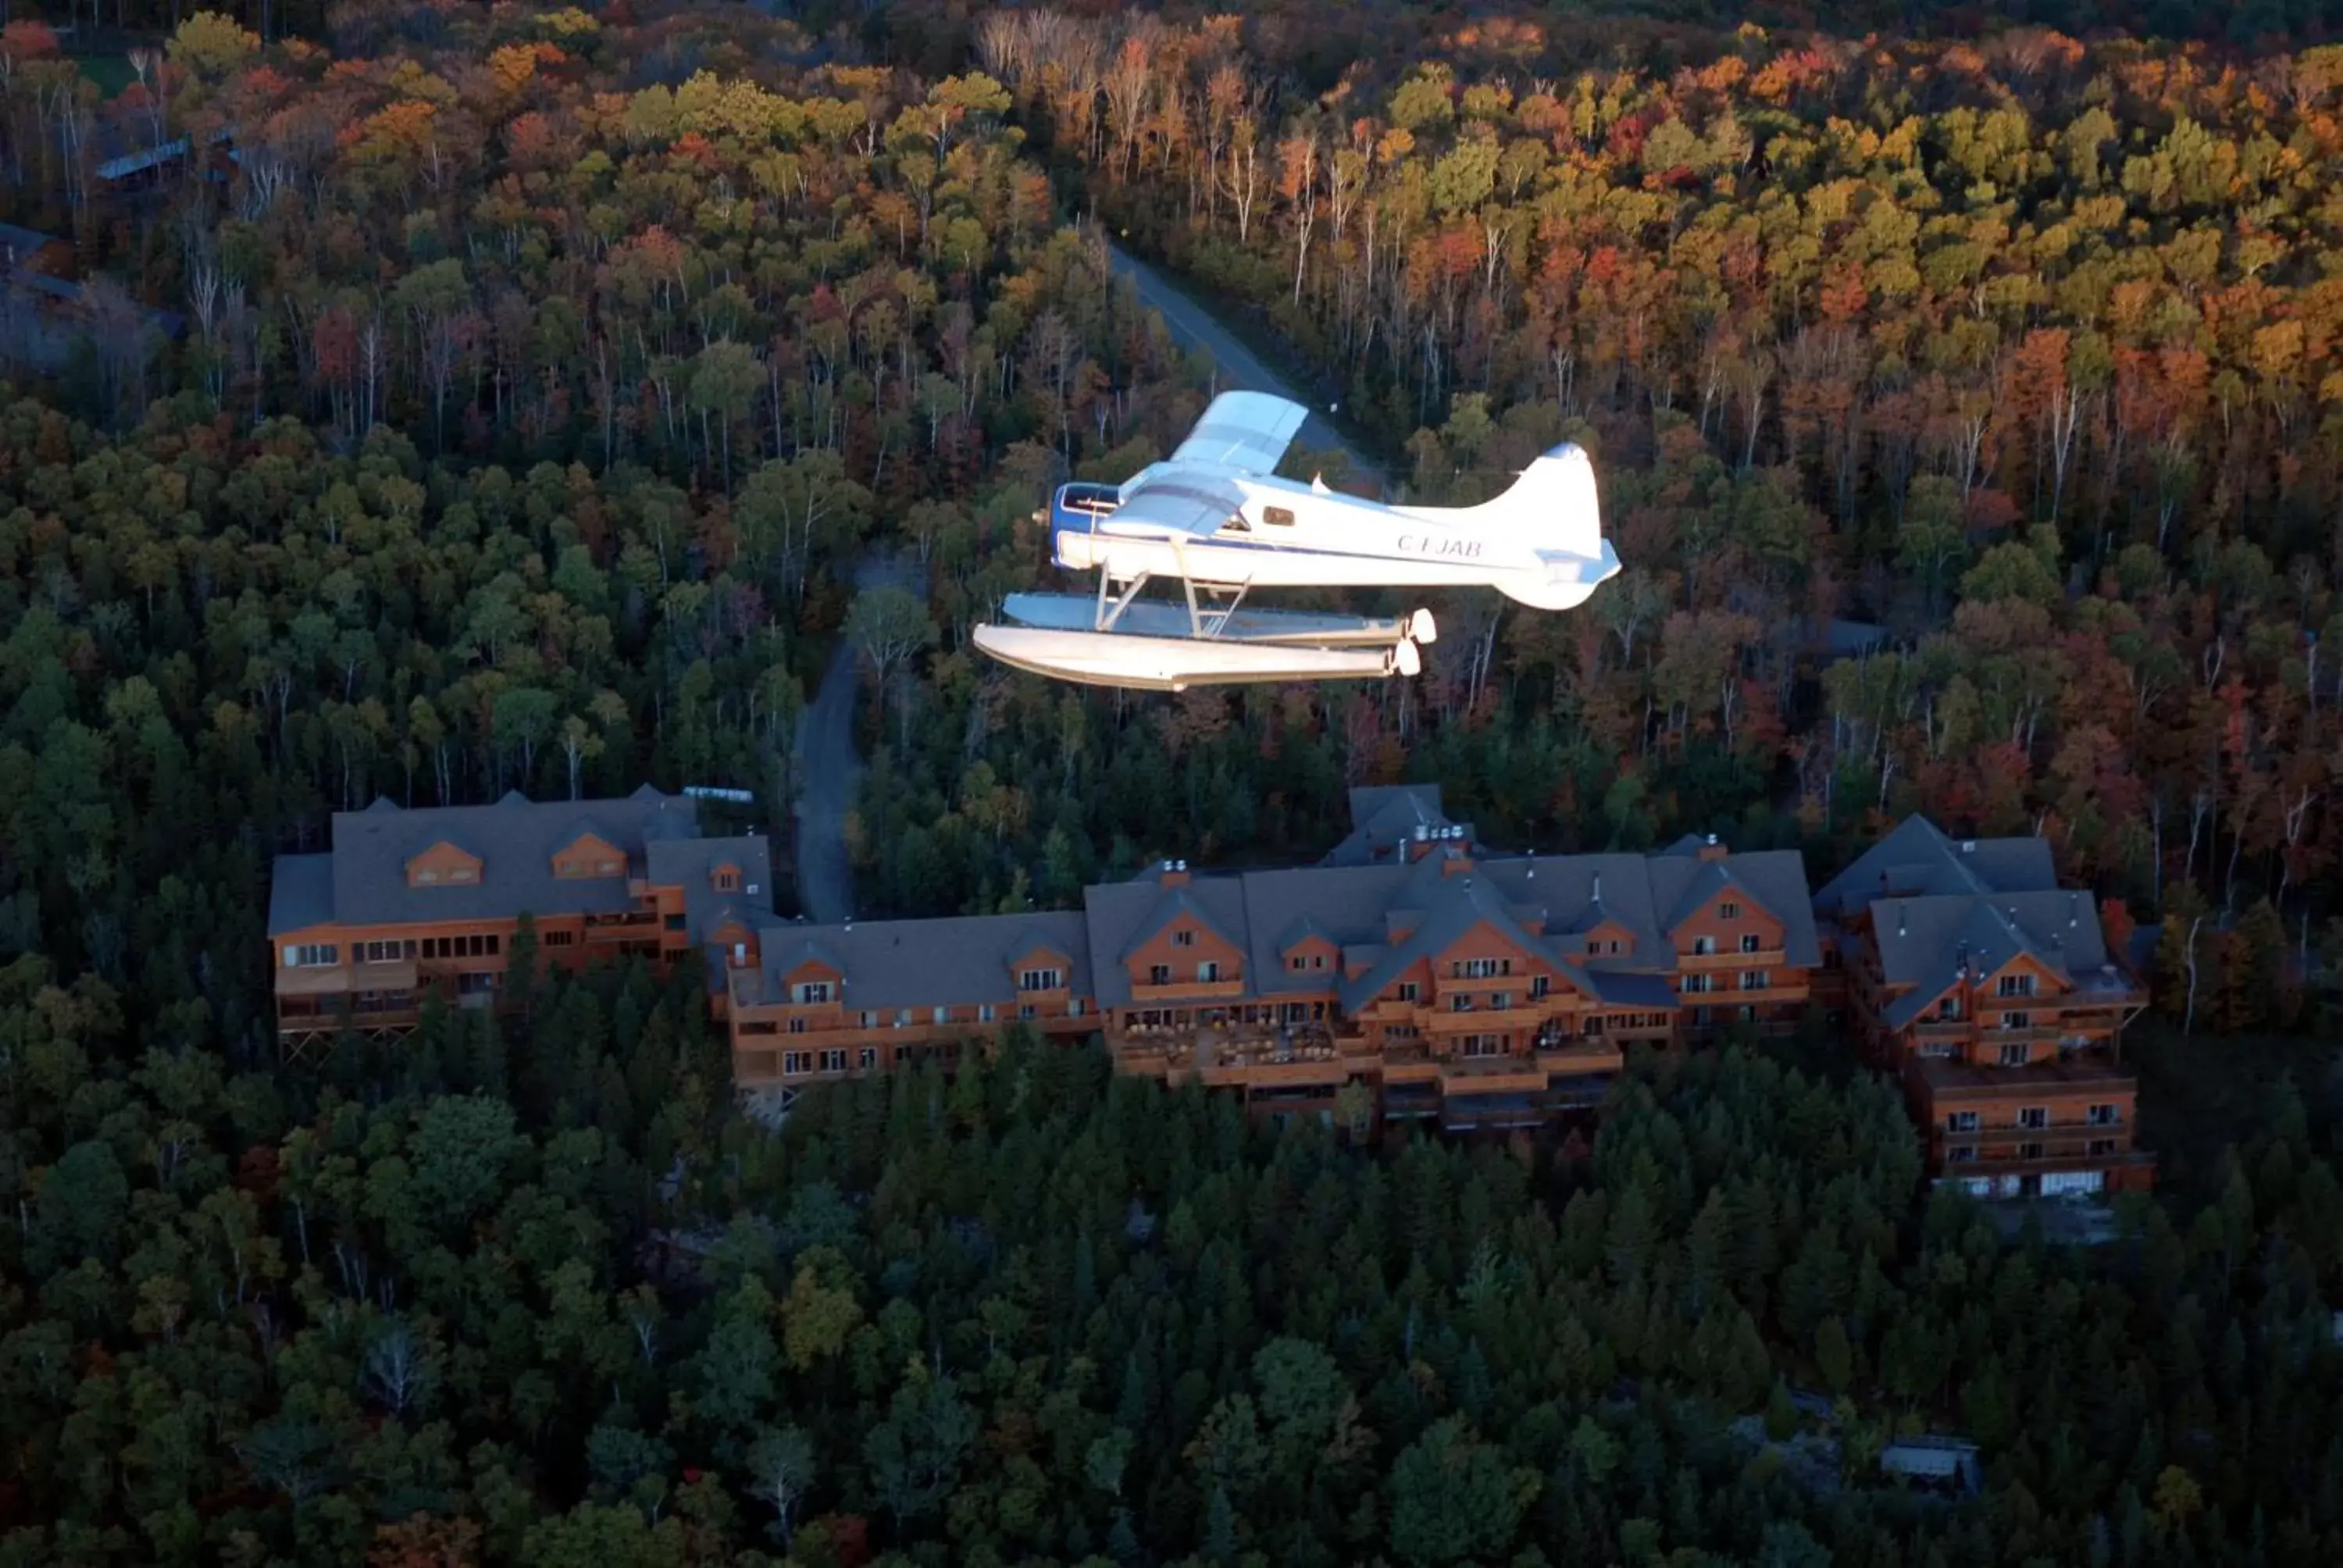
[1047,466,1615,608]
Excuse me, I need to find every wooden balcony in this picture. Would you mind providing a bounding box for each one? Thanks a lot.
[1939,1147,2156,1181]
[275,955,419,999]
[1438,1057,1550,1097]
[1939,1124,2135,1160]
[1535,1041,1625,1077]
[1681,946,1786,967]
[1129,976,1248,1002]
[1425,1003,1554,1035]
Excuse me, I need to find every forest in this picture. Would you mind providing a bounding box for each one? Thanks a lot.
[0,0,2341,1563]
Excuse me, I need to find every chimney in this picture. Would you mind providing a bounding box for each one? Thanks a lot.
[1699,832,1728,863]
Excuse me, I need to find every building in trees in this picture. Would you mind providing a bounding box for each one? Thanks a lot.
[269,786,772,1058]
[1812,816,2152,1198]
[727,787,1822,1129]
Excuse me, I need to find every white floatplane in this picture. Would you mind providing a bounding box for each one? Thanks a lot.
[973,390,1619,691]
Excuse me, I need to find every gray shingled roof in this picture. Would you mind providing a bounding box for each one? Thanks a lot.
[758,911,1091,1011]
[1082,869,1254,1007]
[268,853,335,936]
[1322,783,1477,866]
[1811,815,2056,920]
[269,786,772,935]
[647,833,775,942]
[1872,889,2121,1028]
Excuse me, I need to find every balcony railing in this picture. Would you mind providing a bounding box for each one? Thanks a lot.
[1129,976,1249,1001]
[275,955,419,999]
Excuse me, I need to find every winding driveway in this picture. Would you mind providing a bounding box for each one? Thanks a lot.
[1103,237,1384,491]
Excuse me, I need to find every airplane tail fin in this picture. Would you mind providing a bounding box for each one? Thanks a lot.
[1472,442,1603,560]
[1442,443,1616,611]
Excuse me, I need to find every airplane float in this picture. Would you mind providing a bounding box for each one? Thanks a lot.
[973,390,1620,691]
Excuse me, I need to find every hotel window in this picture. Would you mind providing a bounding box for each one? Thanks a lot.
[1071,999,1086,1016]
[793,982,833,1004]
[544,930,575,947]
[2001,1010,2032,1029]
[821,1049,847,1072]
[1740,933,1762,953]
[2088,1138,2118,1157]
[1289,955,1307,971]
[1492,992,1512,1010]
[788,1018,806,1034]
[1312,953,1325,968]
[1740,971,1768,991]
[1681,974,1712,994]
[1149,964,1171,985]
[1719,902,1740,920]
[596,859,619,875]
[860,1010,879,1028]
[858,1046,878,1070]
[1457,958,1503,979]
[1199,960,1221,982]
[1450,995,1471,1012]
[1019,1004,1036,1020]
[1019,968,1062,991]
[933,1006,950,1024]
[448,867,476,883]
[2088,1103,2120,1126]
[1172,929,1195,947]
[1947,1110,1979,1133]
[783,1051,811,1075]
[1997,974,2036,997]
[1946,1146,1977,1164]
[1397,982,1420,1002]
[2017,1107,2048,1129]
[979,1003,996,1022]
[896,1009,913,1027]
[1691,936,1716,956]
[2019,1142,2045,1160]
[1531,975,1550,999]
[715,866,740,893]
[1460,1034,1505,1057]
[1998,1042,2029,1067]
[284,943,340,968]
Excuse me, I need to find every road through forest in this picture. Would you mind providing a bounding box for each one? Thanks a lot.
[789,239,1385,921]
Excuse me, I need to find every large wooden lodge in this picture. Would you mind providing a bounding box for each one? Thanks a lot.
[271,785,2152,1198]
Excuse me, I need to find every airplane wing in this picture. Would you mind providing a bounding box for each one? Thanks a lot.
[1169,390,1309,476]
[1110,472,1249,538]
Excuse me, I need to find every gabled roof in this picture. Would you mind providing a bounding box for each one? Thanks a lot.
[646,832,774,942]
[1082,869,1252,1007]
[1323,783,1478,866]
[1001,922,1075,967]
[1812,815,2056,921]
[754,911,1092,1010]
[1872,889,2126,1029]
[287,789,739,928]
[773,938,847,978]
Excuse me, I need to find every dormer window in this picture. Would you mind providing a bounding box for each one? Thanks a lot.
[714,863,741,893]
[1719,902,1741,920]
[405,840,482,888]
[552,832,625,879]
[1172,929,1196,948]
